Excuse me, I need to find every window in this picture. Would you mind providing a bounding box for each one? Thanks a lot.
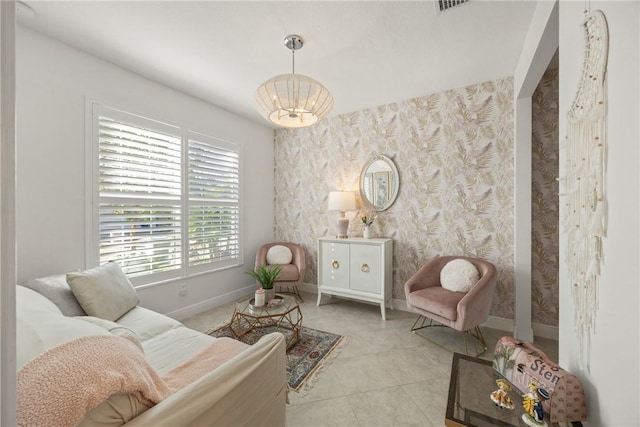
[88,104,242,285]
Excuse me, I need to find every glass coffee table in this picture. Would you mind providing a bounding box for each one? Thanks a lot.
[229,294,302,350]
[446,353,583,427]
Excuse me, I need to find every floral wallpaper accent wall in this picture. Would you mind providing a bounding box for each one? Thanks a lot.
[531,67,559,326]
[274,77,516,319]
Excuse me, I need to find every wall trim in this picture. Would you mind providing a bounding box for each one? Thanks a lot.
[0,2,17,425]
[167,284,255,320]
[530,321,559,341]
[222,284,560,341]
[392,297,557,341]
[481,315,558,341]
[391,297,557,341]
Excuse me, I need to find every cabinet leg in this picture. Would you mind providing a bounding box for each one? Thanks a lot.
[316,291,322,307]
[380,303,386,320]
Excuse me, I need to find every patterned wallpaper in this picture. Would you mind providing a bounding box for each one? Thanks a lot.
[531,67,559,326]
[274,77,517,320]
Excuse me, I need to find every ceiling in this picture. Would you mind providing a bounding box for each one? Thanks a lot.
[17,0,538,127]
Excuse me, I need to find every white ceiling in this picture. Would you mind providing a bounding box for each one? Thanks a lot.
[17,0,538,127]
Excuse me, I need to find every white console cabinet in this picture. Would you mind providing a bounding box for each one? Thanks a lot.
[317,237,393,320]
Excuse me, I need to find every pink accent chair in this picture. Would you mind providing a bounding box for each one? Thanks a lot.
[255,242,306,302]
[404,255,497,356]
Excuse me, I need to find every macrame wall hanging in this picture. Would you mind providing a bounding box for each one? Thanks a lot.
[563,7,609,369]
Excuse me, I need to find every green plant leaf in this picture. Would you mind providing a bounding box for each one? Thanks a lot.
[245,264,283,289]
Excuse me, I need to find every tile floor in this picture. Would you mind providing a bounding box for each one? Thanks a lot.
[182,291,558,427]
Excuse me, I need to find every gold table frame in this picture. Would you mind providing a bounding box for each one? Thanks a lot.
[229,294,302,350]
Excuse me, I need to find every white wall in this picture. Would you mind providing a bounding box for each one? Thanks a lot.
[512,0,558,341]
[16,26,275,318]
[1,3,17,425]
[559,2,639,426]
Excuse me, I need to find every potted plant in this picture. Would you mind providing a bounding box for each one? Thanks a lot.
[358,212,377,239]
[246,264,282,302]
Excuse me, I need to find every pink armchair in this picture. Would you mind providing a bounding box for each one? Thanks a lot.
[255,242,306,302]
[404,255,497,356]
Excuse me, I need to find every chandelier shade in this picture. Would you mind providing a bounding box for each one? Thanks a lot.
[254,35,334,128]
[254,73,334,128]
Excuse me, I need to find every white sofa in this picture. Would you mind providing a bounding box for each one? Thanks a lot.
[16,267,287,427]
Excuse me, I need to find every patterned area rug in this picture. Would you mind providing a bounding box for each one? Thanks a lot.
[207,324,345,393]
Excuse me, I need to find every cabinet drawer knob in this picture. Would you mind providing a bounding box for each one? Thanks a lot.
[332,260,340,269]
[361,263,370,273]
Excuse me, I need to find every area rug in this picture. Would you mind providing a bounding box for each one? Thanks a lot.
[207,323,345,394]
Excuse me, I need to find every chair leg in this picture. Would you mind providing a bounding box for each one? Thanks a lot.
[461,326,487,357]
[276,285,303,303]
[410,315,432,332]
[410,315,487,357]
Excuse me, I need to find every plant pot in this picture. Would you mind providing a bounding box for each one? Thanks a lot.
[363,226,371,239]
[264,287,276,303]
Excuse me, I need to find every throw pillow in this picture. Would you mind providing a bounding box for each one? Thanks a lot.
[67,262,140,321]
[440,259,480,293]
[75,316,144,352]
[266,245,293,265]
[22,274,87,317]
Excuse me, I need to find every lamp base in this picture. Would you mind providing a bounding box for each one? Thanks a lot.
[335,217,349,238]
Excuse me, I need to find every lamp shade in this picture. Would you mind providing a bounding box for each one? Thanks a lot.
[328,191,356,211]
[254,73,334,128]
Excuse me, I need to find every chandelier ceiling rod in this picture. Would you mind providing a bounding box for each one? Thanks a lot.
[285,35,300,75]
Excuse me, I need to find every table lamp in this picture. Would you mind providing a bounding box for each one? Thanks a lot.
[328,191,356,238]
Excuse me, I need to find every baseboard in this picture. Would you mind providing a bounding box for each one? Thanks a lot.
[391,297,559,341]
[166,285,254,320]
[238,284,559,341]
[530,322,559,341]
[300,282,319,294]
[482,315,515,333]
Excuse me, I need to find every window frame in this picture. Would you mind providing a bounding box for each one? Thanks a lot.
[86,101,244,288]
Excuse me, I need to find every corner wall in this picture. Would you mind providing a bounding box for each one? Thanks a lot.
[512,0,558,342]
[559,2,639,425]
[0,3,17,425]
[531,65,559,326]
[275,78,517,320]
[16,27,275,317]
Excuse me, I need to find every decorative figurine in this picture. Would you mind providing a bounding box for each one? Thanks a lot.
[522,382,550,427]
[490,379,515,409]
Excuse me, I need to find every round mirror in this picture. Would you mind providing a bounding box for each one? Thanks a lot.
[359,154,399,211]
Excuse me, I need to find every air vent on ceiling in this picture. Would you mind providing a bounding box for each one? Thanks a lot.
[436,0,469,13]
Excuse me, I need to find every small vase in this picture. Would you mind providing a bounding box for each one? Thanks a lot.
[363,226,371,239]
[264,287,276,303]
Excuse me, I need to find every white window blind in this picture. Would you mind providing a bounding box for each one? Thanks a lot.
[92,105,242,283]
[188,135,240,267]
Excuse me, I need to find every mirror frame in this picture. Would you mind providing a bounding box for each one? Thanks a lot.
[359,154,400,211]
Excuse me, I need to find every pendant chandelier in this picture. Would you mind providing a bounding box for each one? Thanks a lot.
[254,35,334,128]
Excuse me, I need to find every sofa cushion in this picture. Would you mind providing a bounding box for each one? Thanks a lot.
[67,262,140,321]
[440,259,479,293]
[266,245,293,265]
[16,286,111,370]
[116,306,216,375]
[22,274,86,317]
[76,316,144,352]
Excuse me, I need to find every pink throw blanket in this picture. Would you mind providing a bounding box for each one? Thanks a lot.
[18,335,249,427]
[163,337,248,391]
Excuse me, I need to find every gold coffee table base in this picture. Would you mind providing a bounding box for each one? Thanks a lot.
[229,294,302,350]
